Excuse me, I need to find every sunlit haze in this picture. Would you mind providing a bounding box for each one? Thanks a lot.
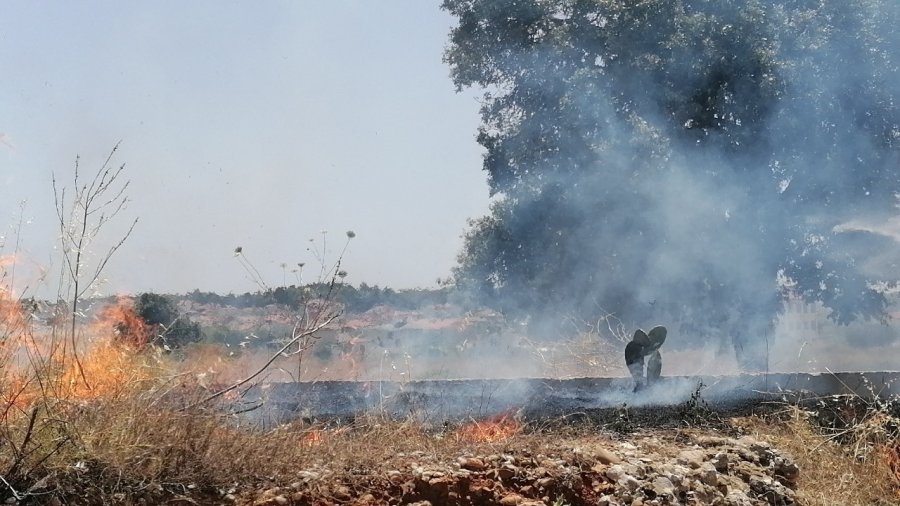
[0,1,488,297]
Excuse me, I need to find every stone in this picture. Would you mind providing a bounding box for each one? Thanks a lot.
[596,447,622,465]
[535,477,555,489]
[694,435,738,447]
[677,449,707,469]
[297,470,320,482]
[618,475,641,491]
[606,465,626,481]
[458,457,487,471]
[659,463,689,488]
[388,471,405,484]
[427,477,452,495]
[499,493,525,505]
[333,486,352,501]
[497,465,518,480]
[775,459,800,484]
[716,474,750,494]
[721,492,754,506]
[651,476,675,496]
[694,463,719,486]
[691,483,724,504]
[710,452,729,472]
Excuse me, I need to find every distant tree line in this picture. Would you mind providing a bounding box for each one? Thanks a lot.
[181,283,452,314]
[102,285,453,351]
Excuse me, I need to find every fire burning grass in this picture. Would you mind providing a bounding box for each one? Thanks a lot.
[2,297,160,411]
[455,411,522,444]
[3,353,900,504]
[2,297,899,504]
[301,427,350,447]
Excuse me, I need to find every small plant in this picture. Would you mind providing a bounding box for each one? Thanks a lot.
[608,402,634,433]
[678,381,719,427]
[551,497,570,506]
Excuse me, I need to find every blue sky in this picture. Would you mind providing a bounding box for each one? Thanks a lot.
[0,1,489,296]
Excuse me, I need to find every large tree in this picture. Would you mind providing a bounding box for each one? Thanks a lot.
[443,0,900,365]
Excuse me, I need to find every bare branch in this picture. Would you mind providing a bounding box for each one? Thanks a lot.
[53,143,136,388]
[183,313,341,410]
[80,217,139,298]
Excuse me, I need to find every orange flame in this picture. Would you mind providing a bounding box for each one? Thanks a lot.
[59,340,148,400]
[49,297,158,401]
[301,427,349,448]
[1,292,165,420]
[303,430,325,447]
[94,296,152,348]
[884,443,900,496]
[455,412,521,443]
[0,255,28,339]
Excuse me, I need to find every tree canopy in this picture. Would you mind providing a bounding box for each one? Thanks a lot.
[135,293,200,349]
[443,0,900,365]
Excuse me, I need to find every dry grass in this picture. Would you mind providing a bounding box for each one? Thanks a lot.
[5,365,900,504]
[735,407,899,505]
[2,295,899,504]
[1,342,531,503]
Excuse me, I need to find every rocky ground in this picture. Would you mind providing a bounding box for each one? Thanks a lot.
[232,431,799,506]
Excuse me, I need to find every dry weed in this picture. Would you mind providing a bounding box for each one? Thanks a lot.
[736,407,898,505]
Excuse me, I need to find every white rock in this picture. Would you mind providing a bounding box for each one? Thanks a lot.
[606,465,626,481]
[651,476,675,496]
[677,449,707,469]
[618,475,641,491]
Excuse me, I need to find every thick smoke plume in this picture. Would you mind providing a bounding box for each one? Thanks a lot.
[444,0,900,367]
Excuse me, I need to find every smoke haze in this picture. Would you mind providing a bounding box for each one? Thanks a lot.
[444,0,900,365]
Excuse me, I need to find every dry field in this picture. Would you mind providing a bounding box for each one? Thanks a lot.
[2,297,899,505]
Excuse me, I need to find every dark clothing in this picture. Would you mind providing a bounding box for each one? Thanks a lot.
[625,341,646,391]
[624,341,645,366]
[646,350,662,385]
[625,326,667,392]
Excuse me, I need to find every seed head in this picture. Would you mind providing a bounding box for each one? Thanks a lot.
[346,230,356,239]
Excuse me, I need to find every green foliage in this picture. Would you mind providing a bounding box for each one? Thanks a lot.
[135,293,200,349]
[183,284,450,314]
[444,0,900,365]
